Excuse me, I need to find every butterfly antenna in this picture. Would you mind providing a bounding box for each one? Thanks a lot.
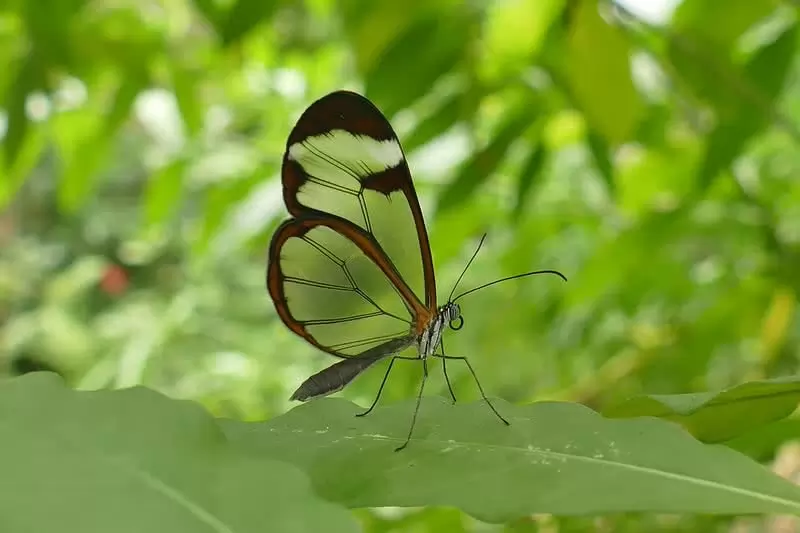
[453,269,567,302]
[446,234,488,303]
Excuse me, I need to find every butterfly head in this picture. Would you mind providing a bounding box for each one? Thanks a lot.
[442,302,463,331]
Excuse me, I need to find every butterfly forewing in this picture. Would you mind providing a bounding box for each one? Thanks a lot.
[281,91,437,312]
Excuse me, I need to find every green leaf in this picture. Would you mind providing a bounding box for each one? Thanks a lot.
[668,1,784,121]
[605,377,800,443]
[223,397,800,521]
[0,373,359,533]
[143,157,188,227]
[21,0,87,70]
[191,0,225,35]
[403,91,473,154]
[221,0,281,47]
[616,140,699,216]
[58,77,144,212]
[586,130,614,193]
[726,418,800,462]
[364,15,470,118]
[104,76,146,134]
[171,64,203,137]
[0,125,46,209]
[479,0,565,82]
[340,1,425,73]
[194,171,266,254]
[667,34,739,116]
[672,0,778,50]
[697,22,797,190]
[437,103,539,213]
[565,0,643,144]
[513,142,547,219]
[3,56,43,171]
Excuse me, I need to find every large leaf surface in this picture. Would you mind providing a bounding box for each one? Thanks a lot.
[222,397,800,522]
[0,373,359,533]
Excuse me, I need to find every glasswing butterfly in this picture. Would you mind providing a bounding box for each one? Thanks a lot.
[267,90,566,451]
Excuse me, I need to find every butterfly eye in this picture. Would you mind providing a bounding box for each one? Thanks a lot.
[449,315,464,331]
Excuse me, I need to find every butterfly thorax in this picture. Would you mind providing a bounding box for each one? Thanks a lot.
[417,302,460,358]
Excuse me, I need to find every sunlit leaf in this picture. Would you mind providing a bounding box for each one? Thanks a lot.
[479,0,565,82]
[605,376,800,443]
[566,0,643,144]
[672,0,778,51]
[0,373,359,533]
[224,397,800,521]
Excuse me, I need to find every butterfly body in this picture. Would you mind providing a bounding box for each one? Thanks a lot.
[286,301,459,402]
[418,302,460,358]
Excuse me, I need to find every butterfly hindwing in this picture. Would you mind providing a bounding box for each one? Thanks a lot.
[268,215,423,358]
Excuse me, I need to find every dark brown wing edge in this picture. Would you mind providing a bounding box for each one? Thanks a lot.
[289,335,415,401]
[281,90,438,310]
[266,213,431,358]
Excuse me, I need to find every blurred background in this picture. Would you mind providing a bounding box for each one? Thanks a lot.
[2,0,800,530]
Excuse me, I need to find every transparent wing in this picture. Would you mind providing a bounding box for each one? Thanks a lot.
[267,216,426,358]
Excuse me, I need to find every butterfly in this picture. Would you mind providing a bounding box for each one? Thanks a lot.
[266,90,566,451]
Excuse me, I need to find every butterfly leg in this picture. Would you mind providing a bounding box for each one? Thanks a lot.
[396,356,429,452]
[434,355,510,426]
[356,355,418,418]
[439,339,457,404]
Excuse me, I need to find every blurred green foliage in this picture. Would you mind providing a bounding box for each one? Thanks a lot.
[2,0,800,530]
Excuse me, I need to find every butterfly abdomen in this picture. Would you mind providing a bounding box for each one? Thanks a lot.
[290,335,416,401]
[290,354,385,401]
